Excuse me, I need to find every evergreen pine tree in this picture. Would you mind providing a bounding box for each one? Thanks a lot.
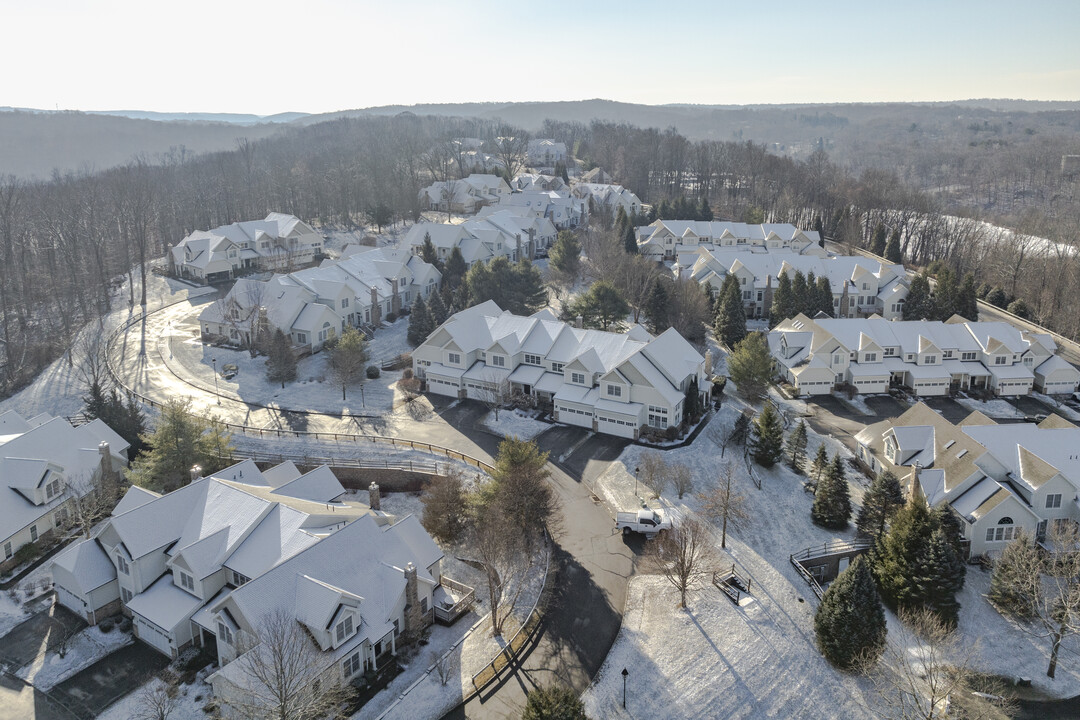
[989,532,1038,617]
[815,276,834,317]
[614,205,628,234]
[810,444,830,489]
[902,273,935,320]
[407,295,434,346]
[805,271,817,316]
[985,286,1008,309]
[549,231,581,281]
[698,197,714,221]
[444,246,467,291]
[713,276,747,348]
[83,381,147,459]
[814,556,887,670]
[127,397,233,493]
[884,229,903,263]
[749,404,785,468]
[727,332,772,400]
[770,272,795,324]
[420,233,443,271]
[870,222,888,257]
[856,470,904,540]
[265,329,298,389]
[812,455,852,529]
[684,377,703,422]
[427,290,449,326]
[921,527,964,628]
[645,278,671,334]
[956,273,979,321]
[1007,298,1030,319]
[522,683,588,720]
[791,271,809,318]
[510,259,549,315]
[786,420,808,473]
[933,267,958,320]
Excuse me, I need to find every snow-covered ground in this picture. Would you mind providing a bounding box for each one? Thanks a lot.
[478,408,549,440]
[955,395,1024,419]
[98,667,217,720]
[17,625,133,691]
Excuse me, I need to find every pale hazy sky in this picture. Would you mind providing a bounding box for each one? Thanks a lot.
[4,0,1078,115]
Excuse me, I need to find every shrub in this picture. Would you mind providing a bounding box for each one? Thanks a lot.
[13,541,39,566]
[402,368,414,380]
[386,311,398,322]
[664,425,679,441]
[366,365,381,379]
[98,616,116,632]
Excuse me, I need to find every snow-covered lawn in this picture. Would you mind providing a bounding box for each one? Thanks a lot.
[1032,392,1080,421]
[17,625,133,691]
[583,576,874,719]
[955,395,1023,419]
[98,667,217,720]
[478,408,549,440]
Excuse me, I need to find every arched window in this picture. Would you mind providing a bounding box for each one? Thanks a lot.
[999,517,1013,525]
[987,517,1016,543]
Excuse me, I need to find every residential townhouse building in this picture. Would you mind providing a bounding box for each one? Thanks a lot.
[412,302,708,439]
[526,139,568,169]
[418,174,511,215]
[570,183,643,219]
[769,314,1080,398]
[168,213,323,284]
[636,219,822,262]
[1,411,129,572]
[684,248,910,320]
[512,173,567,193]
[497,189,587,230]
[199,246,440,352]
[402,210,556,268]
[855,403,1080,558]
[52,459,455,717]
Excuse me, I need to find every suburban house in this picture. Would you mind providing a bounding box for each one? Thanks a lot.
[769,314,1080,397]
[855,402,1080,557]
[571,183,643,219]
[512,173,567,193]
[199,246,440,352]
[497,190,587,230]
[526,139,568,169]
[685,249,910,320]
[635,220,822,262]
[418,174,511,215]
[1,411,129,573]
[580,167,614,184]
[402,210,556,268]
[412,302,709,439]
[168,213,323,284]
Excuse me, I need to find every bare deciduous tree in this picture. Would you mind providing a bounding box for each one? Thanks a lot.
[469,505,550,637]
[433,651,457,687]
[475,372,512,421]
[65,471,116,539]
[650,516,717,608]
[636,451,669,499]
[229,607,354,720]
[670,461,694,500]
[864,607,1012,720]
[132,671,180,720]
[698,463,751,549]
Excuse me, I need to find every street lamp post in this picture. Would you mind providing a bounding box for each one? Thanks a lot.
[634,466,640,504]
[212,357,220,404]
[621,667,628,708]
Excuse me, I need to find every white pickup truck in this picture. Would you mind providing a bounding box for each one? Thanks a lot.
[615,509,672,537]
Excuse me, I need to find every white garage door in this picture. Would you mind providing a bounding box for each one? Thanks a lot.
[464,382,491,401]
[595,415,636,439]
[426,377,459,398]
[556,404,593,429]
[54,584,86,620]
[796,380,832,396]
[134,616,173,656]
[913,381,948,396]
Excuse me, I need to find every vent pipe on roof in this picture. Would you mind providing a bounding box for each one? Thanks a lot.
[190,465,203,483]
[368,482,381,511]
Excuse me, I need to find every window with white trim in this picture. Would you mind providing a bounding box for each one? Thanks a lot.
[122,587,133,603]
[46,478,61,499]
[30,526,37,542]
[1046,493,1063,509]
[524,354,541,365]
[343,651,362,678]
[995,356,1007,365]
[218,621,234,645]
[985,517,1016,543]
[117,554,130,575]
[3,542,11,559]
[335,615,354,643]
[864,353,877,362]
[179,572,195,592]
[552,362,564,373]
[490,355,505,367]
[606,384,622,397]
[961,352,977,361]
[571,372,586,384]
[231,570,250,587]
[447,352,461,365]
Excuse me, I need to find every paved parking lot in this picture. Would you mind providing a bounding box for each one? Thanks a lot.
[862,394,909,417]
[920,396,973,423]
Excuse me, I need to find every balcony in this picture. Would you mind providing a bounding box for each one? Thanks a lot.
[433,577,475,624]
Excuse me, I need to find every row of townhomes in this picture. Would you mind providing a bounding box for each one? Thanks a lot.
[403,208,557,268]
[419,172,591,230]
[53,459,465,716]
[199,245,441,352]
[635,219,823,262]
[168,213,324,284]
[856,402,1080,558]
[571,182,644,219]
[412,302,708,439]
[418,174,511,215]
[769,314,1080,397]
[526,138,568,169]
[1,411,129,572]
[684,248,911,320]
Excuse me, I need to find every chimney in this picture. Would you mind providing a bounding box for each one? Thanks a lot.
[403,562,425,641]
[908,463,924,504]
[575,315,583,328]
[370,287,381,324]
[368,482,381,511]
[190,465,203,483]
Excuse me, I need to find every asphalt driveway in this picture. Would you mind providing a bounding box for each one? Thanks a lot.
[0,604,85,671]
[45,642,168,720]
[921,396,973,423]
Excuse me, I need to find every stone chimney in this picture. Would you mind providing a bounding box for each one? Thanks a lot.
[704,350,713,376]
[575,315,583,328]
[370,287,381,324]
[368,482,381,511]
[403,562,424,641]
[908,463,924,504]
[190,465,203,483]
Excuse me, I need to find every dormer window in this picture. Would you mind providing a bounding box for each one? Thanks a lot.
[571,372,586,385]
[606,384,622,398]
[448,352,461,365]
[335,615,355,643]
[179,571,195,592]
[45,478,61,500]
[491,355,505,368]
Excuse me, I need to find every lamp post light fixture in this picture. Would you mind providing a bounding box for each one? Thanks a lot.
[212,356,220,404]
[621,667,629,708]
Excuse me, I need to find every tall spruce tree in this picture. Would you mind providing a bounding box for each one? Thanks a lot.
[786,420,808,472]
[884,229,903,263]
[921,527,965,628]
[443,246,467,291]
[549,231,581,281]
[698,197,714,221]
[812,454,852,529]
[623,222,638,254]
[933,267,958,320]
[727,332,772,400]
[407,295,434,346]
[83,381,147,459]
[750,404,785,468]
[856,470,905,540]
[427,289,449,326]
[770,272,795,325]
[265,329,298,389]
[902,273,935,320]
[815,276,834,317]
[810,444,830,489]
[988,531,1038,617]
[713,276,747,348]
[870,222,888,257]
[814,556,887,671]
[791,271,809,318]
[645,277,671,334]
[420,232,443,271]
[955,273,979,321]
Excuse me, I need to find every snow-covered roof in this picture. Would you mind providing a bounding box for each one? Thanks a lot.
[52,538,117,594]
[127,574,205,633]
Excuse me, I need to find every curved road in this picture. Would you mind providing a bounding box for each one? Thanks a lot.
[110,298,641,719]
